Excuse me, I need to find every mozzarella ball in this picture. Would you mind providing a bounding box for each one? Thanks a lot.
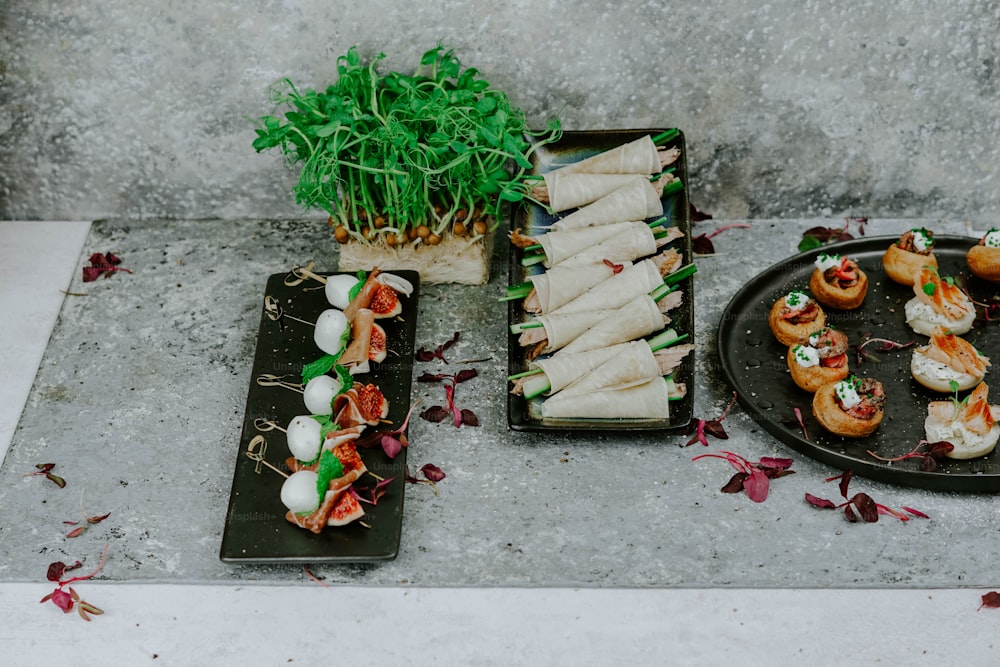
[303,375,338,415]
[286,415,322,462]
[280,470,321,514]
[314,309,350,356]
[325,275,360,309]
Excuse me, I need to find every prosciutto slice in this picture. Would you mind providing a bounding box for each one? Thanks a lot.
[550,178,664,232]
[541,377,672,419]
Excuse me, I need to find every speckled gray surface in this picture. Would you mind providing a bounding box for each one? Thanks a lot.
[2,1,1000,222]
[1,217,999,587]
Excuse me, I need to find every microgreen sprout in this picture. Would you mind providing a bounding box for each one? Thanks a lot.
[805,470,928,523]
[691,450,795,502]
[82,252,132,282]
[40,544,109,621]
[855,331,915,365]
[866,439,955,472]
[798,216,868,252]
[681,392,738,446]
[692,223,752,255]
[405,464,446,495]
[253,45,561,242]
[24,463,66,488]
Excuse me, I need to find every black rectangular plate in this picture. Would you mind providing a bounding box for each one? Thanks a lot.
[506,129,695,431]
[220,270,419,563]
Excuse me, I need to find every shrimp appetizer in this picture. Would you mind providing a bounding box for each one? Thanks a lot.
[966,227,1000,283]
[808,253,868,310]
[883,227,937,286]
[904,267,976,336]
[787,326,850,393]
[925,382,1000,459]
[768,290,826,346]
[812,375,886,437]
[911,332,991,392]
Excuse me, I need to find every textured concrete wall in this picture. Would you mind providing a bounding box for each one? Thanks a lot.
[2,1,999,222]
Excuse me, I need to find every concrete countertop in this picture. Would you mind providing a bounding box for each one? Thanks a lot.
[1,220,998,666]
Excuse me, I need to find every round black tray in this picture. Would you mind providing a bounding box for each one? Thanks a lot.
[718,235,1000,492]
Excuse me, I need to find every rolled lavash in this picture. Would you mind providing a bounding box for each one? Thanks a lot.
[542,173,644,212]
[551,259,662,315]
[527,261,630,314]
[552,222,658,268]
[530,342,632,395]
[555,294,665,356]
[552,135,662,176]
[524,309,612,354]
[557,341,662,398]
[535,221,634,267]
[541,377,671,419]
[550,178,664,232]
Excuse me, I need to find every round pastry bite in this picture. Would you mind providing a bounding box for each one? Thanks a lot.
[904,267,976,336]
[808,252,868,309]
[883,227,937,286]
[911,332,991,392]
[812,375,886,437]
[925,382,1000,459]
[966,227,1000,283]
[787,326,850,393]
[768,290,826,346]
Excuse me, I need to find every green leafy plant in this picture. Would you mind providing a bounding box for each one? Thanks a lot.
[253,45,561,245]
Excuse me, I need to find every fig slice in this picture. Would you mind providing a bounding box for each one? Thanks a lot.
[369,283,403,319]
[369,323,388,363]
[327,491,365,526]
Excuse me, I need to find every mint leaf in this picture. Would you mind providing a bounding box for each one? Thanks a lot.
[302,354,339,385]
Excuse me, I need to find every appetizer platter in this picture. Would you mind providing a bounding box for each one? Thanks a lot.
[718,234,1000,491]
[220,270,419,563]
[506,129,696,431]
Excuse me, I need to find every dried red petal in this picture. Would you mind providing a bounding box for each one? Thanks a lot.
[47,562,67,582]
[804,493,837,510]
[454,369,478,383]
[66,526,87,538]
[852,493,879,522]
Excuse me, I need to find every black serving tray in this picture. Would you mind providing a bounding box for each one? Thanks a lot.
[718,235,1000,491]
[220,270,419,563]
[507,129,695,431]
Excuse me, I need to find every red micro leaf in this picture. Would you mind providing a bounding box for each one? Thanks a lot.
[66,526,87,539]
[50,588,74,613]
[851,493,880,523]
[82,251,132,282]
[459,409,480,427]
[721,472,748,494]
[689,203,713,222]
[602,259,625,274]
[381,434,404,459]
[742,468,771,503]
[420,464,446,482]
[804,493,838,510]
[419,406,450,423]
[416,331,460,363]
[454,369,478,383]
[903,506,930,519]
[979,592,1000,610]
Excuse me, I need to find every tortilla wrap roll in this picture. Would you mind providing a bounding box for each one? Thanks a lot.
[552,135,662,176]
[521,309,613,354]
[551,259,663,315]
[528,261,630,314]
[536,221,635,267]
[540,377,671,419]
[556,294,665,356]
[550,178,664,232]
[530,342,633,395]
[542,172,645,212]
[558,341,663,398]
[553,222,659,268]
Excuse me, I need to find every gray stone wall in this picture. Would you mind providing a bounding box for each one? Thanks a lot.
[2,1,998,222]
